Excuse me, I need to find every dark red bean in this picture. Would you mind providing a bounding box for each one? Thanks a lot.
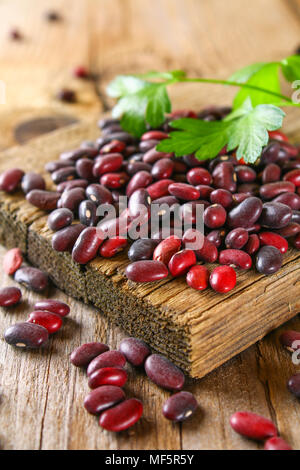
[73,65,89,79]
[209,266,236,293]
[260,181,295,200]
[57,88,76,103]
[147,179,173,199]
[179,200,208,225]
[84,385,125,415]
[256,246,283,275]
[162,391,198,422]
[238,183,259,196]
[173,160,187,173]
[170,109,197,119]
[3,248,23,275]
[48,208,73,231]
[279,330,300,352]
[139,139,159,153]
[225,228,249,249]
[168,250,196,277]
[14,267,48,292]
[260,142,285,165]
[57,179,88,193]
[143,148,172,164]
[244,234,260,255]
[34,299,70,317]
[168,182,200,201]
[0,168,24,193]
[88,367,128,389]
[59,187,85,213]
[4,322,49,349]
[219,249,252,270]
[127,161,152,175]
[206,229,226,248]
[10,28,22,40]
[87,350,126,376]
[259,232,288,254]
[227,197,263,228]
[21,173,45,194]
[101,131,134,144]
[273,192,300,210]
[27,310,63,334]
[141,130,168,141]
[293,233,300,249]
[210,189,233,208]
[287,373,300,398]
[262,163,281,184]
[45,160,75,173]
[100,171,129,189]
[119,337,151,367]
[276,222,300,238]
[230,411,277,440]
[60,147,97,162]
[126,171,152,197]
[75,158,94,180]
[93,153,123,176]
[70,342,109,367]
[203,204,227,229]
[128,188,151,219]
[86,184,113,205]
[259,202,292,229]
[232,193,250,204]
[100,140,126,155]
[99,398,143,431]
[72,227,104,264]
[196,185,214,200]
[153,236,181,265]
[128,239,158,261]
[78,200,98,227]
[212,162,237,193]
[99,236,127,258]
[186,265,209,291]
[125,260,169,283]
[269,130,289,142]
[235,165,257,183]
[183,231,218,262]
[52,166,77,184]
[0,286,22,307]
[264,437,292,450]
[187,167,212,186]
[26,190,60,211]
[51,223,85,252]
[283,169,300,187]
[151,158,174,180]
[152,195,178,208]
[145,354,184,391]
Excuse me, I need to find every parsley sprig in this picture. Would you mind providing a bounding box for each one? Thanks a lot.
[106,55,300,163]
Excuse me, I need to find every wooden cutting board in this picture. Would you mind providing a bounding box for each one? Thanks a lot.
[0,110,299,378]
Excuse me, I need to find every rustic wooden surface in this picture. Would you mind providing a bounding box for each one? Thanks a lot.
[0,0,299,450]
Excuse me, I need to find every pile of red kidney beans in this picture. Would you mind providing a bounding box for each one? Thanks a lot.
[1,107,300,294]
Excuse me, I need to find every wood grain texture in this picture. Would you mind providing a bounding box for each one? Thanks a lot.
[0,0,299,451]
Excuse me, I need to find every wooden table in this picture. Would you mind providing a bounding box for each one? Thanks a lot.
[0,0,299,450]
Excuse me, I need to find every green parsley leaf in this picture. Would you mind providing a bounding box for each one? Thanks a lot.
[106,75,147,98]
[229,62,267,83]
[281,55,300,83]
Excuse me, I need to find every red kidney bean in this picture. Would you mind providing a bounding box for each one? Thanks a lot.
[210,189,233,208]
[152,195,178,210]
[143,148,172,164]
[84,385,125,415]
[27,310,63,334]
[232,193,250,204]
[293,232,300,249]
[219,249,252,270]
[151,158,174,180]
[260,181,295,199]
[60,148,98,162]
[168,249,196,277]
[86,183,113,205]
[237,183,259,196]
[153,236,182,265]
[256,246,283,275]
[186,265,209,290]
[21,173,45,194]
[48,208,73,231]
[0,168,24,192]
[75,158,94,180]
[93,153,123,177]
[195,185,214,200]
[183,231,217,262]
[141,130,168,141]
[45,160,75,173]
[206,229,225,248]
[172,173,187,183]
[227,197,263,228]
[128,239,158,261]
[4,322,49,349]
[287,373,300,398]
[100,140,126,154]
[145,354,185,391]
[244,234,260,255]
[259,202,292,229]
[59,187,86,213]
[72,227,104,264]
[52,166,77,184]
[209,265,236,293]
[101,131,134,144]
[87,350,126,376]
[147,179,173,200]
[183,154,205,167]
[178,200,208,225]
[99,397,143,431]
[139,139,159,153]
[125,260,169,283]
[34,299,70,317]
[99,236,127,257]
[225,228,248,249]
[279,330,300,352]
[119,337,151,366]
[273,192,300,210]
[128,188,151,219]
[126,171,152,197]
[88,367,128,389]
[260,142,284,165]
[235,165,257,183]
[212,162,237,193]
[0,286,22,307]
[262,163,281,184]
[162,391,198,422]
[187,167,212,186]
[14,267,48,292]
[170,109,197,119]
[127,161,152,175]
[26,190,60,211]
[259,232,288,253]
[3,248,23,275]
[78,200,98,227]
[168,182,200,201]
[276,222,300,238]
[283,169,300,187]
[173,160,187,173]
[269,130,289,142]
[264,437,292,450]
[70,342,109,367]
[230,411,277,441]
[57,179,89,193]
[203,204,227,228]
[57,88,76,103]
[52,223,85,252]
